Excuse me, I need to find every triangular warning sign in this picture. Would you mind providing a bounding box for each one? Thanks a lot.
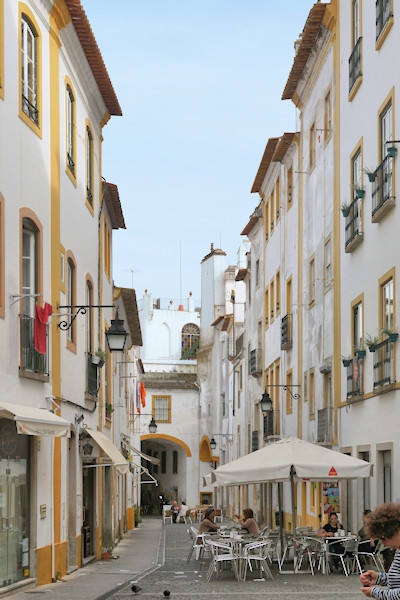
[328,467,338,476]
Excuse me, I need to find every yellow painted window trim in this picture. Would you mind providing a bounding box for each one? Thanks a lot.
[19,5,42,138]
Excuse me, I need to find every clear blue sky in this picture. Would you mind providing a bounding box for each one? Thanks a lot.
[82,0,314,305]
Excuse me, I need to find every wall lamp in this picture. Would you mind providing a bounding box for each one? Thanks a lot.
[105,309,128,352]
[131,414,158,434]
[82,440,94,455]
[209,434,233,450]
[57,305,128,353]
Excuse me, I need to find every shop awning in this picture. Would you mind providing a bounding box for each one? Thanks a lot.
[86,429,129,474]
[130,445,160,466]
[130,463,158,486]
[0,401,71,437]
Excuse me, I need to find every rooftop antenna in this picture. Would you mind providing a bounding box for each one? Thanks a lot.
[179,241,182,305]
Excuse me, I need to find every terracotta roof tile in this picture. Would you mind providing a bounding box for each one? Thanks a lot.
[103,181,126,230]
[282,3,327,101]
[251,138,279,193]
[272,132,298,162]
[65,0,122,116]
[118,287,143,347]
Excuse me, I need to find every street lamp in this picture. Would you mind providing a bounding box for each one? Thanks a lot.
[209,434,232,450]
[148,418,157,434]
[105,309,128,352]
[260,392,273,413]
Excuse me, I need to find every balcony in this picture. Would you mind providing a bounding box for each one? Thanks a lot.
[249,348,263,377]
[344,197,363,252]
[349,37,362,94]
[19,314,49,379]
[281,314,292,350]
[373,338,395,390]
[376,0,393,41]
[345,357,364,402]
[317,407,333,445]
[371,155,395,222]
[263,411,274,439]
[87,353,99,397]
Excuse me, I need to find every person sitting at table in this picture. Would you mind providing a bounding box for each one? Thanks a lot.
[171,500,179,524]
[317,512,345,571]
[197,507,220,541]
[234,508,260,536]
[358,509,377,552]
[177,500,187,523]
[360,502,400,598]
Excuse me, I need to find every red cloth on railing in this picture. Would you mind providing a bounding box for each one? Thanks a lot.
[34,303,53,354]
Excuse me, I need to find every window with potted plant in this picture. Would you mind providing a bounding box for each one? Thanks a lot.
[105,402,114,419]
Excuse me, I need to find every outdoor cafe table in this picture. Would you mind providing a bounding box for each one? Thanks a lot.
[205,532,271,581]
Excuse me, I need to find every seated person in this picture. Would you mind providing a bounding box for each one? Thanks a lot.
[177,501,187,523]
[358,509,376,553]
[171,500,179,523]
[317,512,345,570]
[197,507,220,542]
[234,508,260,536]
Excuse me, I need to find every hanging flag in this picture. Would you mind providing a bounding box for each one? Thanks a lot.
[140,381,146,408]
[34,303,53,354]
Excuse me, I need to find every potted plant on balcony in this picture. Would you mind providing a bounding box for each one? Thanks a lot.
[363,167,377,183]
[341,203,350,217]
[354,344,366,359]
[352,183,365,198]
[381,327,398,343]
[92,347,108,368]
[341,355,352,367]
[105,402,114,419]
[364,333,379,352]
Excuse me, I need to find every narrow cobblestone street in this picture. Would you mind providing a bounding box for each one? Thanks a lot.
[110,520,363,600]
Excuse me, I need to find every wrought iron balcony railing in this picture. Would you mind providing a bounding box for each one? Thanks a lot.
[349,37,362,93]
[376,0,392,40]
[344,197,363,250]
[371,155,395,220]
[372,338,395,389]
[345,357,364,399]
[249,348,262,377]
[87,353,99,397]
[281,313,292,350]
[20,314,49,375]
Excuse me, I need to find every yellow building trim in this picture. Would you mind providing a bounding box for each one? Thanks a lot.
[199,435,213,461]
[48,10,62,578]
[332,0,340,444]
[141,434,192,457]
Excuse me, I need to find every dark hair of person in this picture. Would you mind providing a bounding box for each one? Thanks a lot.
[205,507,215,519]
[364,503,400,540]
[243,508,254,520]
[328,512,338,520]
